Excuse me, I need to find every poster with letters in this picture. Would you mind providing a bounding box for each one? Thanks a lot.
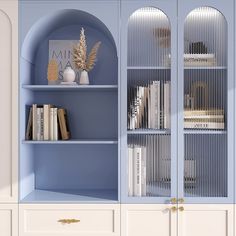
[49,40,80,83]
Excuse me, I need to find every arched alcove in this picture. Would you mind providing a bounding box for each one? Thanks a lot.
[21,9,118,85]
[183,7,228,198]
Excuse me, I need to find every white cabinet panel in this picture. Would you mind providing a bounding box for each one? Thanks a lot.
[0,0,18,203]
[0,204,18,236]
[121,204,177,236]
[178,204,234,236]
[19,204,120,236]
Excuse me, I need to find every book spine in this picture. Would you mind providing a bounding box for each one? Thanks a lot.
[50,108,54,140]
[133,147,142,196]
[32,104,37,140]
[36,108,41,141]
[184,115,224,119]
[40,108,44,140]
[43,105,50,140]
[26,107,32,140]
[184,122,224,129]
[141,147,146,196]
[53,108,58,140]
[128,147,133,196]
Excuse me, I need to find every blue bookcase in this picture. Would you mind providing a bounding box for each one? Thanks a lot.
[19,1,120,203]
[19,0,234,205]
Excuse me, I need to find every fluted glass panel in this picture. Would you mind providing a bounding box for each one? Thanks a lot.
[183,7,227,198]
[184,134,227,197]
[128,134,171,197]
[127,8,171,198]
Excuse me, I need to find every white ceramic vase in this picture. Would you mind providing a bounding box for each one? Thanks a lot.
[63,67,76,83]
[80,70,89,85]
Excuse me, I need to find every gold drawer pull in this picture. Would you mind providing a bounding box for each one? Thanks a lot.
[58,219,80,224]
[178,206,184,212]
[170,206,177,212]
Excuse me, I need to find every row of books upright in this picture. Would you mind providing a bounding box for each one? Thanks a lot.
[26,104,70,141]
[128,80,171,130]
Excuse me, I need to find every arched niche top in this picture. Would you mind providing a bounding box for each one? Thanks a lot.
[127,7,171,67]
[21,9,117,63]
[184,6,227,67]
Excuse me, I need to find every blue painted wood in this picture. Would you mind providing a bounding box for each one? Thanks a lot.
[22,140,118,144]
[120,0,178,204]
[178,0,234,204]
[22,85,118,91]
[20,189,118,203]
[19,1,120,202]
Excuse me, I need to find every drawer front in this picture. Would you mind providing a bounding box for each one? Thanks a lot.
[20,204,120,236]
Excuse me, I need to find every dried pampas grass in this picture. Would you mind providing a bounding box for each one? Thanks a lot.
[73,28,101,72]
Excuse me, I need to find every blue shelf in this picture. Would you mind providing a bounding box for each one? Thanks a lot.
[184,130,227,134]
[22,139,118,144]
[127,66,170,70]
[22,85,118,91]
[184,66,226,70]
[127,129,170,135]
[20,189,118,203]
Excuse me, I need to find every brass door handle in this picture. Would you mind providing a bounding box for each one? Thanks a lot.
[58,219,80,224]
[178,206,184,212]
[170,206,177,212]
[170,198,177,204]
[178,198,184,204]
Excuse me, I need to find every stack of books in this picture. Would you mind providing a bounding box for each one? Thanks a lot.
[184,53,216,67]
[184,109,225,129]
[128,80,170,130]
[165,53,216,67]
[25,104,70,141]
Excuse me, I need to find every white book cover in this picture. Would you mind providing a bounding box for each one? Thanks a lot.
[50,108,54,140]
[141,147,147,196]
[153,81,160,129]
[150,83,156,129]
[40,108,44,140]
[36,108,41,141]
[164,82,170,129]
[184,122,224,129]
[128,147,134,196]
[133,147,142,196]
[53,108,58,140]
[32,104,37,140]
[43,104,52,140]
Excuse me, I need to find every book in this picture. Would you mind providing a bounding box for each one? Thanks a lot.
[184,109,224,116]
[53,108,58,140]
[32,104,37,140]
[58,108,70,140]
[43,104,53,140]
[128,147,133,196]
[133,147,142,196]
[141,147,146,196]
[40,108,44,140]
[164,81,170,129]
[36,108,41,140]
[184,121,224,129]
[25,107,32,140]
[50,108,54,140]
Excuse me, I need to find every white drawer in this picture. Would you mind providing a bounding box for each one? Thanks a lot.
[19,204,120,236]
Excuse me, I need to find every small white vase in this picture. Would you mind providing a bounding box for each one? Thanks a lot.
[63,67,76,83]
[80,70,89,85]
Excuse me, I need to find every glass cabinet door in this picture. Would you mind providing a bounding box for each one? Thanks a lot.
[181,7,231,202]
[125,6,174,201]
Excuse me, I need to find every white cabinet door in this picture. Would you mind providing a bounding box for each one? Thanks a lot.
[178,204,234,236]
[0,1,18,203]
[121,204,177,236]
[19,204,120,236]
[0,204,18,236]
